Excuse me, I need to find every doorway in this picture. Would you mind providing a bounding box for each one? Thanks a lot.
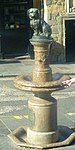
[65,20,75,62]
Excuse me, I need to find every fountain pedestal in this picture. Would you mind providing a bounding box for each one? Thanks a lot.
[27,92,58,145]
[32,36,52,83]
[27,36,58,145]
[8,36,75,149]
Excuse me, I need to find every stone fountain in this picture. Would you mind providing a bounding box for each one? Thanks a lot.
[8,8,75,149]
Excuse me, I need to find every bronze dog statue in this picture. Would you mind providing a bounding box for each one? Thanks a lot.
[27,8,52,39]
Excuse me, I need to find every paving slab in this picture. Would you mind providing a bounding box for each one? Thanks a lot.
[0,59,34,77]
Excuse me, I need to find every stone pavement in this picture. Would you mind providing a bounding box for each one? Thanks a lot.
[0,58,75,150]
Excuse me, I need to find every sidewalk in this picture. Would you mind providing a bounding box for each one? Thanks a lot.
[0,58,75,150]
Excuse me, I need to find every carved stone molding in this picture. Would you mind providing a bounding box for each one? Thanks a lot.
[66,0,75,13]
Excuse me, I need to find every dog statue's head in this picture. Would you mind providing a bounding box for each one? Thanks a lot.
[27,8,39,20]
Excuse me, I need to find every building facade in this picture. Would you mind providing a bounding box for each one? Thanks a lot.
[0,0,75,63]
[44,0,75,63]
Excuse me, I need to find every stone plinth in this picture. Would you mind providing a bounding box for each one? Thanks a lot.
[30,36,52,84]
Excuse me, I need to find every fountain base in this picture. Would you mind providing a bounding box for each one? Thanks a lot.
[8,126,75,149]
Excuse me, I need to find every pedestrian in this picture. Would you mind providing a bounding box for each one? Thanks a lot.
[62,77,75,88]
